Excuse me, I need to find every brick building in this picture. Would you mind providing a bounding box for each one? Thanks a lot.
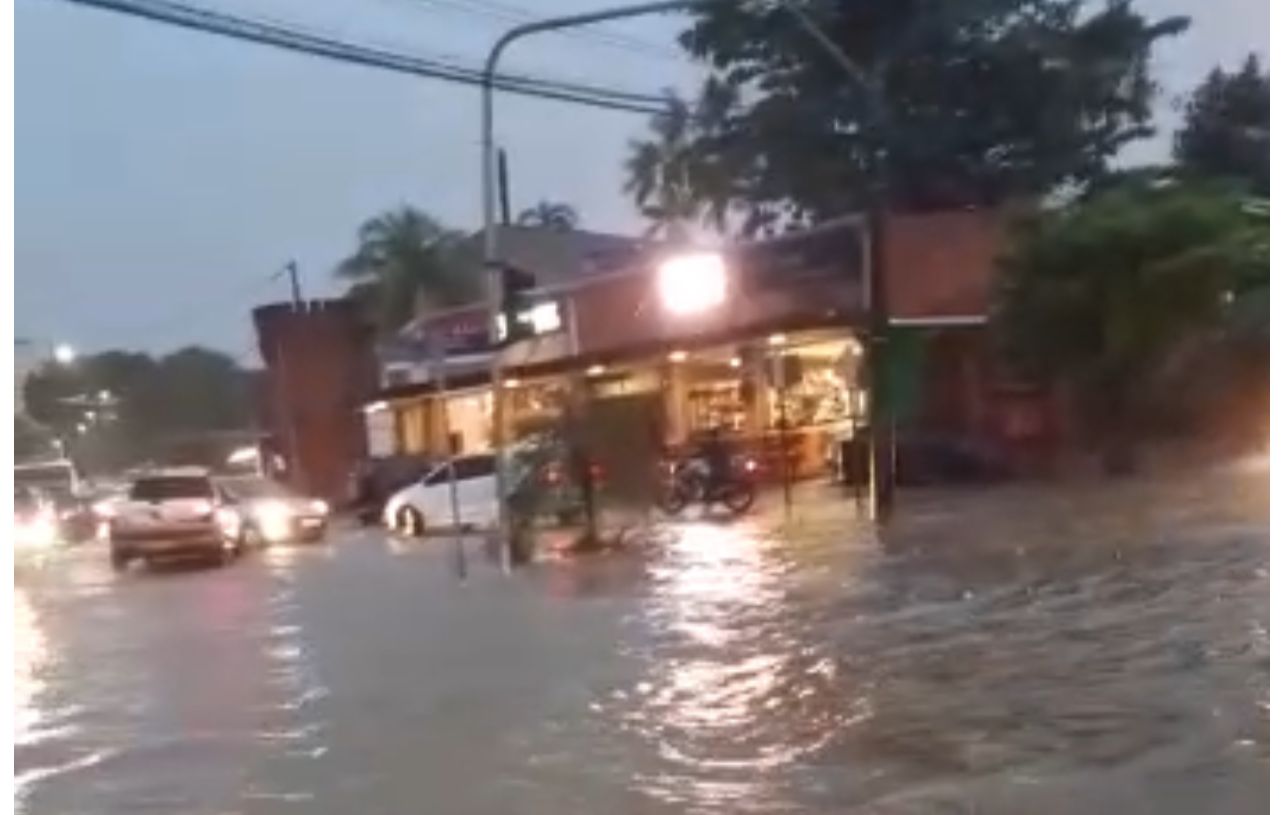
[253,299,378,501]
[360,209,1053,480]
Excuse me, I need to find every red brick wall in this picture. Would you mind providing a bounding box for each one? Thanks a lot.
[559,210,1004,362]
[884,210,1005,320]
[253,300,377,501]
[568,272,863,361]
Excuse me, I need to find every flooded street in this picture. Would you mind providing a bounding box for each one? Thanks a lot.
[14,458,1268,814]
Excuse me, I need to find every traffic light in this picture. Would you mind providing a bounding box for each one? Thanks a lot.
[498,263,537,344]
[495,263,566,345]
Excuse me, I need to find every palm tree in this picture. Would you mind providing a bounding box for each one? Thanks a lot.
[624,94,699,240]
[517,200,580,231]
[335,206,479,334]
[623,83,738,239]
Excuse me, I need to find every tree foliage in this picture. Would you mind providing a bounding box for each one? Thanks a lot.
[336,206,479,334]
[623,89,739,238]
[993,179,1267,458]
[517,200,581,231]
[628,0,1187,234]
[1174,54,1269,195]
[22,346,255,471]
[15,414,55,461]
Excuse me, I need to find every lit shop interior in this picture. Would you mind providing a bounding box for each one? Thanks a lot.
[643,329,865,478]
[371,328,865,480]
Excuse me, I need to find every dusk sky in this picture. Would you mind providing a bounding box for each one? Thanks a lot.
[16,0,1269,361]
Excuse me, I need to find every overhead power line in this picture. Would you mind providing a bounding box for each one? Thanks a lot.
[53,0,672,114]
[405,0,686,60]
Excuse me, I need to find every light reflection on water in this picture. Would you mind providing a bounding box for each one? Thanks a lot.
[14,587,48,746]
[14,545,334,814]
[12,462,1269,814]
[616,521,867,809]
[602,466,1268,811]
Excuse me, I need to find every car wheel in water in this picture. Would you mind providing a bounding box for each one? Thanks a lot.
[398,507,425,537]
[109,548,131,572]
[243,525,264,548]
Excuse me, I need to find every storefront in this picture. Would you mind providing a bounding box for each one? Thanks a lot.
[363,210,1011,481]
[646,329,864,478]
[483,326,866,481]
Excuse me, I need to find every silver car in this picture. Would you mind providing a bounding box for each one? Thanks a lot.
[108,469,242,570]
[217,476,330,545]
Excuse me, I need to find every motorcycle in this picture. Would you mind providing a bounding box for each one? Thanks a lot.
[656,454,758,517]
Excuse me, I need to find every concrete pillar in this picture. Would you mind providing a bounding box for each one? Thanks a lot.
[426,396,450,457]
[742,343,772,436]
[662,360,687,447]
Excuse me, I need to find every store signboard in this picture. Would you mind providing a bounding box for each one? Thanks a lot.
[514,299,563,336]
[731,217,868,303]
[414,308,491,355]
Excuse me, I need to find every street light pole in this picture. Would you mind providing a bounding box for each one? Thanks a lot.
[777,1,894,522]
[481,0,701,568]
[481,0,897,561]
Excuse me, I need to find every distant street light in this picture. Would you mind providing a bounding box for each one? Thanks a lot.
[656,252,729,316]
[53,343,76,366]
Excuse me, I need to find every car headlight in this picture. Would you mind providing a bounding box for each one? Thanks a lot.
[309,499,329,516]
[215,507,242,536]
[16,515,57,549]
[254,500,295,542]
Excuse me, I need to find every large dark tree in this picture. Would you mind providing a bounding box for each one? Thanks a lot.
[1174,55,1269,195]
[23,346,254,472]
[336,206,479,334]
[993,179,1266,471]
[15,414,55,461]
[630,0,1187,234]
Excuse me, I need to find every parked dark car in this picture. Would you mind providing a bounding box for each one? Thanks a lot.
[349,455,436,526]
[835,433,1008,486]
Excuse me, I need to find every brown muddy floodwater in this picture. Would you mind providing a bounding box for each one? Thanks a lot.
[14,454,1268,813]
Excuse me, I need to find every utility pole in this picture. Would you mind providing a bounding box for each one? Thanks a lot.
[270,260,304,488]
[481,0,899,561]
[481,0,698,570]
[778,1,895,522]
[285,260,303,307]
[498,148,513,226]
[273,260,304,307]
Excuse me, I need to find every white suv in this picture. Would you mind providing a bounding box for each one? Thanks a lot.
[108,468,241,570]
